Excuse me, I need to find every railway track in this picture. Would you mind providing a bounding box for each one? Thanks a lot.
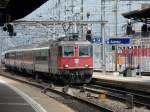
[88,80,150,108]
[0,70,113,112]
[1,69,150,112]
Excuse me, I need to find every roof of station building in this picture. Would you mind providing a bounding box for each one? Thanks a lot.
[122,7,150,24]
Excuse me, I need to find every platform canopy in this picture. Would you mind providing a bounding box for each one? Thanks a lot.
[0,0,48,24]
[0,0,9,8]
[122,7,150,24]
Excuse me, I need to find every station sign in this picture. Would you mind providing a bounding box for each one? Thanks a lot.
[107,38,131,45]
[92,37,102,44]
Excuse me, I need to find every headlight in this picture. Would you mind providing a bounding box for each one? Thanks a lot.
[84,64,89,67]
[64,64,69,68]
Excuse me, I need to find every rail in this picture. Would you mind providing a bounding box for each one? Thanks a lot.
[90,80,150,108]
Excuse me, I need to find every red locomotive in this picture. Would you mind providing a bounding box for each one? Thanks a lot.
[3,36,93,83]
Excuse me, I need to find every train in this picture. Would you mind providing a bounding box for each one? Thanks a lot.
[2,36,93,83]
[116,45,150,74]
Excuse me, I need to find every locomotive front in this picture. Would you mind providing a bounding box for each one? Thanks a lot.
[57,40,93,83]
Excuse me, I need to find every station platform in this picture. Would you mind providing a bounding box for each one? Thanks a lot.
[93,72,150,93]
[0,75,75,112]
[0,80,36,112]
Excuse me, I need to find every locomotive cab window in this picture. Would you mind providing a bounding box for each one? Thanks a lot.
[79,46,91,56]
[63,46,74,57]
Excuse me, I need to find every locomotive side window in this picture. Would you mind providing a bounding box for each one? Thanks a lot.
[79,46,90,56]
[63,46,74,57]
[58,46,62,56]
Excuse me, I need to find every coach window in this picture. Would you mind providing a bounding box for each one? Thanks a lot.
[7,53,9,59]
[8,53,10,59]
[79,46,90,56]
[41,50,48,60]
[5,54,7,59]
[63,46,74,57]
